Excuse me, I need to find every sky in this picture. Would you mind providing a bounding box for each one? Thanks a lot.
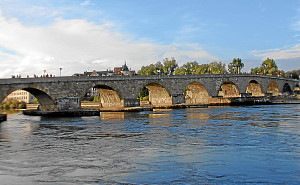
[0,0,300,78]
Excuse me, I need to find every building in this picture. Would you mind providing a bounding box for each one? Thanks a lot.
[83,70,114,77]
[114,62,136,76]
[82,62,136,77]
[4,90,35,103]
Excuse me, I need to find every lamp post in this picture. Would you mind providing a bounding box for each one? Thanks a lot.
[60,68,62,77]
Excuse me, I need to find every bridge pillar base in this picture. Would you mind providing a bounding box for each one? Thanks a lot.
[172,94,185,104]
[264,93,273,97]
[39,105,57,111]
[124,98,140,107]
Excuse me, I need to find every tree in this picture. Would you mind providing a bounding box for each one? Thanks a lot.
[138,64,157,75]
[18,101,26,109]
[162,57,178,75]
[286,70,300,79]
[228,58,244,74]
[251,58,280,76]
[207,61,227,74]
[195,64,209,74]
[138,87,149,101]
[155,61,164,75]
[138,58,178,75]
[139,59,227,75]
[251,67,263,75]
[261,58,278,75]
[1,98,27,109]
[34,98,39,103]
[174,61,227,75]
[174,61,198,75]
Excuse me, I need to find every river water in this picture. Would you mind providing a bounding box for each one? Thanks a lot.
[0,104,299,184]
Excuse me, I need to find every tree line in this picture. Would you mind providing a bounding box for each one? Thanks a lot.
[137,57,299,79]
[1,98,26,109]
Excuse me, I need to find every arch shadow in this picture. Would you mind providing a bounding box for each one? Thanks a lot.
[282,83,293,95]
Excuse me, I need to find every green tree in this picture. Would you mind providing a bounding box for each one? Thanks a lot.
[174,61,198,75]
[138,64,157,75]
[251,58,281,76]
[251,67,263,75]
[34,97,39,104]
[138,58,178,75]
[195,64,210,74]
[262,58,278,75]
[174,67,186,75]
[155,61,164,75]
[208,61,227,74]
[138,87,149,101]
[162,57,178,75]
[1,98,27,109]
[18,101,26,109]
[286,70,300,79]
[228,58,244,74]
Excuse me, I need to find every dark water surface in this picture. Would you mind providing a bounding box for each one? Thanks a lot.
[0,104,299,184]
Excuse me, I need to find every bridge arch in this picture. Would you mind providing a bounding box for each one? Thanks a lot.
[267,81,280,96]
[86,84,123,109]
[138,82,172,107]
[185,81,210,104]
[1,87,55,111]
[245,80,264,97]
[218,81,240,98]
[282,83,293,95]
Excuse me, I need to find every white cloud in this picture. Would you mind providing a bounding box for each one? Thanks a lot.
[251,44,300,60]
[0,12,216,78]
[80,1,91,6]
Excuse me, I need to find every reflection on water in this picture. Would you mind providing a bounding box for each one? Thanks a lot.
[187,112,210,119]
[0,105,299,184]
[148,113,170,118]
[100,112,125,120]
[0,108,22,115]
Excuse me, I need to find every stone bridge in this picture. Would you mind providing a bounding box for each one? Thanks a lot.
[0,74,298,111]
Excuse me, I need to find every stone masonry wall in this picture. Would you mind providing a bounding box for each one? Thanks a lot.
[185,82,210,104]
[267,82,280,96]
[147,84,172,106]
[218,84,240,98]
[97,88,123,108]
[246,82,264,97]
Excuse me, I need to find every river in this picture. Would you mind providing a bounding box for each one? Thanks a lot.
[0,104,299,184]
